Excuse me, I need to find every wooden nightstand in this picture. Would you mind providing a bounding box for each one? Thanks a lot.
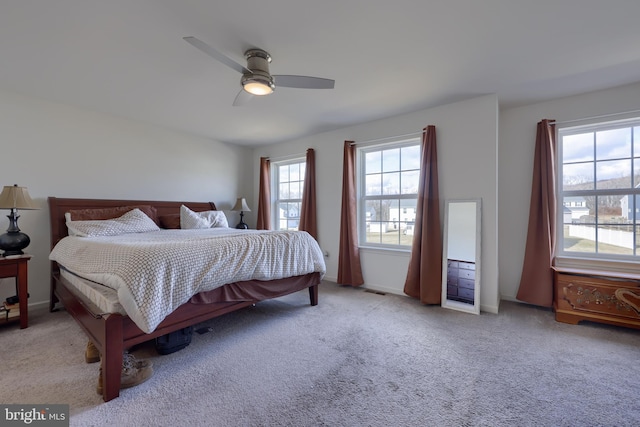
[0,255,31,329]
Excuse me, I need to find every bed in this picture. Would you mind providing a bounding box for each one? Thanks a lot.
[48,197,325,401]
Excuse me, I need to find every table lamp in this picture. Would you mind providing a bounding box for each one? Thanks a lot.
[0,184,39,256]
[231,197,251,229]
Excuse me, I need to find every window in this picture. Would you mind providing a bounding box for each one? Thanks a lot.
[273,159,305,231]
[558,118,640,261]
[358,140,421,248]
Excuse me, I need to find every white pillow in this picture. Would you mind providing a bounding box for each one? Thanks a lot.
[202,210,229,228]
[180,205,229,229]
[66,208,160,237]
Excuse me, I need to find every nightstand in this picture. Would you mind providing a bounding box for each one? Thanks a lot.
[0,255,31,328]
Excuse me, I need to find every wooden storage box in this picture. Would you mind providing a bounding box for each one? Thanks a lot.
[554,268,640,330]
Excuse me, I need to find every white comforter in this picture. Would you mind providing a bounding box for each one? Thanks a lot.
[49,228,326,333]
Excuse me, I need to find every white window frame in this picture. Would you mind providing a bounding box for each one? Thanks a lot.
[271,158,306,231]
[357,138,421,250]
[556,116,640,274]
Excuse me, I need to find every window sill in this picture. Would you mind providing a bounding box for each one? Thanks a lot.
[359,245,411,257]
[554,256,640,278]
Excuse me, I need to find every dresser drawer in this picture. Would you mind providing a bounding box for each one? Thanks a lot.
[458,261,475,271]
[457,287,474,301]
[458,269,475,280]
[458,278,474,290]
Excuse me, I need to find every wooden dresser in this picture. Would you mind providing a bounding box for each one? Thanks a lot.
[446,259,476,304]
[554,267,640,330]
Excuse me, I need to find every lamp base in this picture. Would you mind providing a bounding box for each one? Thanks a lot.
[0,231,30,257]
[235,210,248,229]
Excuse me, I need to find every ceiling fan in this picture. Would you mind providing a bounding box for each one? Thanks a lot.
[183,36,335,106]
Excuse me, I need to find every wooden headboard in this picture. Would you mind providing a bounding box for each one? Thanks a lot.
[48,197,217,249]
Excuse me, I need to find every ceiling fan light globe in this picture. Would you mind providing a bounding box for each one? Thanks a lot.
[243,81,274,96]
[241,71,275,96]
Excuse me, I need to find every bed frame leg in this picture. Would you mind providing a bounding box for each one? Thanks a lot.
[49,275,59,312]
[102,315,124,402]
[309,284,318,306]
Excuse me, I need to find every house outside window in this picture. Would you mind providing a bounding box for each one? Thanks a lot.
[273,159,305,231]
[558,118,640,264]
[358,139,420,248]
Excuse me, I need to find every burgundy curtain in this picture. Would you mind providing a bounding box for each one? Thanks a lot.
[256,157,271,230]
[516,119,557,306]
[337,141,364,286]
[299,148,318,240]
[404,125,442,304]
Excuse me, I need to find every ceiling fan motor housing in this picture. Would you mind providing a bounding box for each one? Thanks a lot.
[242,49,275,93]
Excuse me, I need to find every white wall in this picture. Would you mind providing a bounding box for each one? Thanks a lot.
[254,94,500,313]
[499,81,640,301]
[8,77,640,316]
[0,89,251,309]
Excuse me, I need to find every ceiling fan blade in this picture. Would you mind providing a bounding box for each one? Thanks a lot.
[273,75,335,89]
[232,89,254,107]
[183,36,251,75]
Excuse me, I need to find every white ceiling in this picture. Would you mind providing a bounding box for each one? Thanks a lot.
[2,1,640,147]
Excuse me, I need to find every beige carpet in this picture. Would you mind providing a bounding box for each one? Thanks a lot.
[1,282,639,426]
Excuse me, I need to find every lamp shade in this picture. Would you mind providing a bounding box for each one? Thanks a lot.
[0,185,38,210]
[231,198,251,212]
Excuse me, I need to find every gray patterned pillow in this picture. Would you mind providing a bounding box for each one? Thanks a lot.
[66,208,160,237]
[180,205,229,229]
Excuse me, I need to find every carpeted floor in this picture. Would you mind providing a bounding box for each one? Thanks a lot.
[1,281,639,426]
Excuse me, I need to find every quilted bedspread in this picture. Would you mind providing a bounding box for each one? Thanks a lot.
[49,228,326,333]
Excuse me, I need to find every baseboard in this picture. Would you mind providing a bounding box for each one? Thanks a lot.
[480,302,499,314]
[28,300,50,312]
[363,284,405,296]
[321,278,405,297]
[500,294,519,303]
[322,275,337,283]
[323,278,501,313]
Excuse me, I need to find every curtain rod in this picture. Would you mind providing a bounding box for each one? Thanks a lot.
[550,108,640,126]
[349,131,423,146]
[264,152,307,162]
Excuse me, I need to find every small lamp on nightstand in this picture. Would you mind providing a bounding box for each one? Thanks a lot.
[0,184,39,257]
[231,197,251,229]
